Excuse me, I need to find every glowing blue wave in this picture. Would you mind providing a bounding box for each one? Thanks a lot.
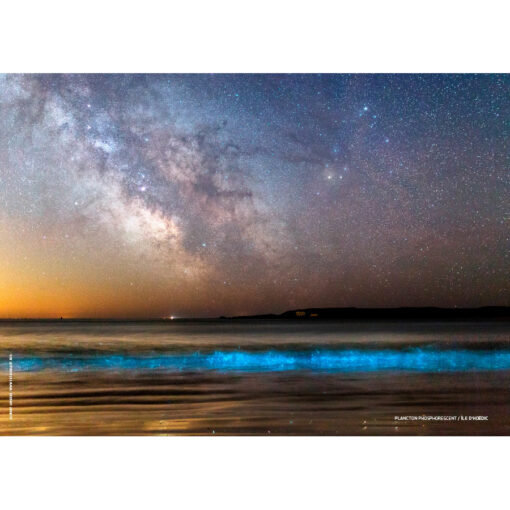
[3,348,510,373]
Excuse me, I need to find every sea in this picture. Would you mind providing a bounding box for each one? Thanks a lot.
[1,320,509,435]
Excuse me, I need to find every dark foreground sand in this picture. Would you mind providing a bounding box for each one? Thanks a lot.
[2,369,510,435]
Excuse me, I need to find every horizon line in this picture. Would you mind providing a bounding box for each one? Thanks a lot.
[1,305,509,322]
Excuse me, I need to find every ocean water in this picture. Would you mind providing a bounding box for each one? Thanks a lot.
[1,320,509,435]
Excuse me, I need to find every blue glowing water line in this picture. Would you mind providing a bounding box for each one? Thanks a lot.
[2,348,510,373]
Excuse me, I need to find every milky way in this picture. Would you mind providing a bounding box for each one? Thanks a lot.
[0,74,508,317]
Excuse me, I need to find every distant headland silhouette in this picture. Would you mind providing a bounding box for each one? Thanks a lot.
[221,306,510,322]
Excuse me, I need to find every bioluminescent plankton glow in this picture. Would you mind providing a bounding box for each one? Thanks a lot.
[5,348,510,374]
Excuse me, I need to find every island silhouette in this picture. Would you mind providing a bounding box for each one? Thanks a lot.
[221,306,510,322]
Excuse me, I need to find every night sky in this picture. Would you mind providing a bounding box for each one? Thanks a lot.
[0,74,508,318]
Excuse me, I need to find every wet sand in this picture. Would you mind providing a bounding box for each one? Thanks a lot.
[2,369,510,435]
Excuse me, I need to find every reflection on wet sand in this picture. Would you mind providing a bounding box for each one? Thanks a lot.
[2,369,510,435]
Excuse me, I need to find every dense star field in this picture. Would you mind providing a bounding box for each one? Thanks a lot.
[0,74,508,318]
